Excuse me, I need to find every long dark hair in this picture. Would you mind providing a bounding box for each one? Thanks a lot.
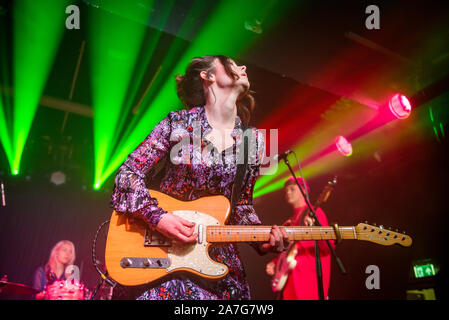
[175,55,255,125]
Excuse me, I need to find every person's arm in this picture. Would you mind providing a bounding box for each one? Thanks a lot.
[32,267,46,299]
[110,112,197,242]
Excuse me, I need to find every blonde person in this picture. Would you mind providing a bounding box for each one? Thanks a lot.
[33,240,76,300]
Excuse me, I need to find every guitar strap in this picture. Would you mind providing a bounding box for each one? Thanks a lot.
[147,119,253,216]
[230,124,251,220]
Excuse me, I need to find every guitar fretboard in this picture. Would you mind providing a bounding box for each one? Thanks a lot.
[206,226,357,243]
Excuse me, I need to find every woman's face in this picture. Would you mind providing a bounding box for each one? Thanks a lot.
[56,244,73,265]
[213,58,249,94]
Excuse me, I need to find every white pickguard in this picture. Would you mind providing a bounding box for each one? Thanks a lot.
[166,210,228,278]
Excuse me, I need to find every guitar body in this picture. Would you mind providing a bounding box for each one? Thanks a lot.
[104,188,412,287]
[105,190,231,286]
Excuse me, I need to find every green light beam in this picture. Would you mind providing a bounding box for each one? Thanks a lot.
[254,150,348,198]
[99,0,294,188]
[108,0,175,157]
[12,0,70,175]
[110,0,211,152]
[88,0,153,187]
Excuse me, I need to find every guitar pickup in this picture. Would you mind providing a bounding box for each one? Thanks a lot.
[120,257,171,269]
[144,228,172,247]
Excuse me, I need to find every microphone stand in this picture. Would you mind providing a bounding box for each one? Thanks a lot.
[280,155,347,300]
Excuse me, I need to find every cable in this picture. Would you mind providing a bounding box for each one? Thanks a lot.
[91,219,116,300]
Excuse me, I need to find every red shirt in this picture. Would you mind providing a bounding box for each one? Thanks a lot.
[273,207,334,300]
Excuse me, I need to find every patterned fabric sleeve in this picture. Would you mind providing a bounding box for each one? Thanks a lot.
[110,113,173,227]
[32,266,46,292]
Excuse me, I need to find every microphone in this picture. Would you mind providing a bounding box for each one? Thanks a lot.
[274,150,293,161]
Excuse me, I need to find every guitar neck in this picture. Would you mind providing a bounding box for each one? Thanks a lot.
[206,225,356,243]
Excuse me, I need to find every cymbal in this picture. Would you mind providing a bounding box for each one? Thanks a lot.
[0,281,38,296]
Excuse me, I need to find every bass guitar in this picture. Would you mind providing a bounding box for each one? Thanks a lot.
[271,176,336,293]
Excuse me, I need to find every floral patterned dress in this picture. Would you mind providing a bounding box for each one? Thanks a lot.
[110,106,265,300]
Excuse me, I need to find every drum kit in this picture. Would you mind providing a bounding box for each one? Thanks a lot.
[41,279,89,300]
[0,275,109,300]
[0,279,38,297]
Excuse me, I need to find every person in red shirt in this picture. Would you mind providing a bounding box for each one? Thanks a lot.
[266,176,334,300]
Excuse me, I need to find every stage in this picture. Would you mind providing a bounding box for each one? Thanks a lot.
[0,0,448,302]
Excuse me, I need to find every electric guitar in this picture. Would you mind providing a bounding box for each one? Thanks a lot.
[270,176,336,293]
[105,189,412,286]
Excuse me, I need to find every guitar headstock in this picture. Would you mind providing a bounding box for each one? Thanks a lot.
[316,176,338,205]
[355,223,412,247]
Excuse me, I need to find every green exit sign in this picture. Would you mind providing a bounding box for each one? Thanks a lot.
[414,264,436,278]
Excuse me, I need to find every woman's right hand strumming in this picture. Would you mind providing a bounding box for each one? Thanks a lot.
[156,213,198,243]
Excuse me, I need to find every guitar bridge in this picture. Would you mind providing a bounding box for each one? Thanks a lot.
[144,228,172,247]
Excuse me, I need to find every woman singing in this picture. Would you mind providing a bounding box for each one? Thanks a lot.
[110,55,289,300]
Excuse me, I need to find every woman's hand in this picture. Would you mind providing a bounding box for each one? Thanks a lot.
[156,213,198,243]
[266,261,276,276]
[259,225,290,254]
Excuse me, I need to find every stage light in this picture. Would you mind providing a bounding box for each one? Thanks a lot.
[389,93,412,119]
[50,171,66,185]
[335,135,352,156]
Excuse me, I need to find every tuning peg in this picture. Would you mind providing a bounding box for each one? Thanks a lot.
[373,223,377,227]
[365,221,368,224]
[379,225,384,229]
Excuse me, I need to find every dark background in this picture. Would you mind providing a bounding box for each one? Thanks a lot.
[1,0,448,299]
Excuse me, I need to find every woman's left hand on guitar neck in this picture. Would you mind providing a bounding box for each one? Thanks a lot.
[258,225,290,254]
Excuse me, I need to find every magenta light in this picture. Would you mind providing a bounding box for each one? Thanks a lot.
[389,94,412,119]
[335,135,352,157]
